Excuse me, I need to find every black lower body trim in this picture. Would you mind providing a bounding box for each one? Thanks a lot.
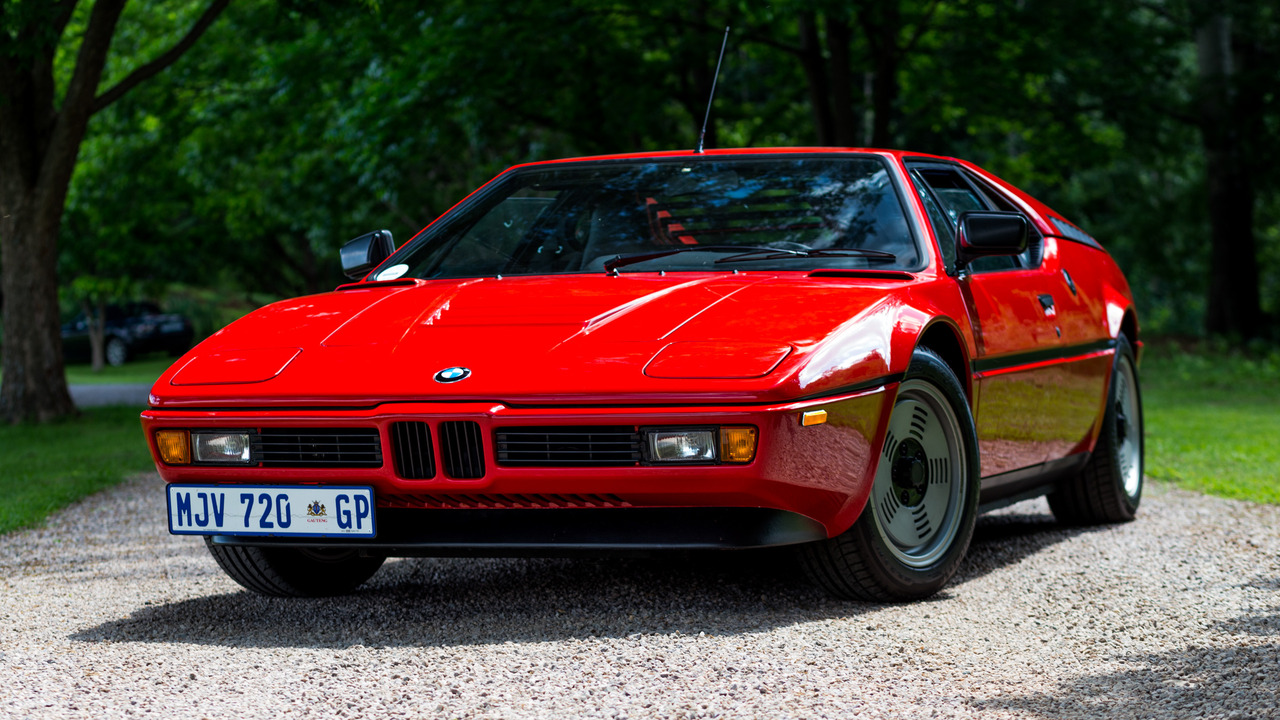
[973,338,1115,374]
[978,453,1090,510]
[206,507,828,556]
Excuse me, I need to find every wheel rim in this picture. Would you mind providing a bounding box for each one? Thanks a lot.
[106,339,127,366]
[870,379,967,569]
[1113,355,1142,500]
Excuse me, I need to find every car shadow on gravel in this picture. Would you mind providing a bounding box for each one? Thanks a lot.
[72,504,1103,650]
[980,632,1280,716]
[978,576,1280,718]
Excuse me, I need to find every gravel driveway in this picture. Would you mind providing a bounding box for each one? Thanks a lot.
[2,475,1277,719]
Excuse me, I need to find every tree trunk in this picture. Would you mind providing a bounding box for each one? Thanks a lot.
[1195,12,1262,338]
[862,4,902,149]
[83,298,107,373]
[0,194,77,421]
[798,13,836,145]
[825,17,860,147]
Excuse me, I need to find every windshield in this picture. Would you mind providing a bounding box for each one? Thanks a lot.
[379,156,921,279]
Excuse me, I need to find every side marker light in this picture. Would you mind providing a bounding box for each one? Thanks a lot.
[801,410,828,427]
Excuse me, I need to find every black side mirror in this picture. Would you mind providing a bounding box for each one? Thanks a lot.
[340,230,395,280]
[956,212,1028,269]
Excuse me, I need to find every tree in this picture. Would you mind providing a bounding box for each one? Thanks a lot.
[0,0,229,422]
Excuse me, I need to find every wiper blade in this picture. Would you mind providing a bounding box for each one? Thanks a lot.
[602,245,777,272]
[713,247,898,264]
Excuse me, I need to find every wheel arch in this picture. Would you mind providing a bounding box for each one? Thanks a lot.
[913,318,972,403]
[1120,309,1138,345]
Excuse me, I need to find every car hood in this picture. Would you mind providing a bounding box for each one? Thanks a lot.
[152,273,907,408]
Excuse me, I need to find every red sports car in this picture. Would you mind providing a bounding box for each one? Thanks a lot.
[142,148,1143,601]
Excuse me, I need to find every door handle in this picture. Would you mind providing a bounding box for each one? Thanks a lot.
[1038,294,1055,311]
[1062,269,1077,296]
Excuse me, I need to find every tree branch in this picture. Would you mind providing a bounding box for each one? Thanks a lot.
[900,0,942,55]
[91,0,231,114]
[51,0,80,41]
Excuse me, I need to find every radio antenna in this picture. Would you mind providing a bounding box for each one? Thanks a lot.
[695,26,730,154]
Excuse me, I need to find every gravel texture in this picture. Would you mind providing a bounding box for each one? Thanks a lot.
[2,474,1278,719]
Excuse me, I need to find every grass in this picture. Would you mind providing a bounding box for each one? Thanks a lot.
[64,354,174,385]
[1141,341,1280,504]
[0,406,155,534]
[0,354,173,386]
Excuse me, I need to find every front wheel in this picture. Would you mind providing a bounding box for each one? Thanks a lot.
[800,348,980,601]
[205,539,386,597]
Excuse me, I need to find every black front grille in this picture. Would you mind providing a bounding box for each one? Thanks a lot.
[495,426,642,467]
[438,421,485,479]
[391,421,436,480]
[254,428,382,468]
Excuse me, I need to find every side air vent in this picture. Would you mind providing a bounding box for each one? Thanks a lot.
[438,421,485,479]
[254,428,382,468]
[391,421,435,480]
[495,426,642,467]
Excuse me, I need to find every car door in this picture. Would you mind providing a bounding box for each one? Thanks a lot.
[908,163,1068,480]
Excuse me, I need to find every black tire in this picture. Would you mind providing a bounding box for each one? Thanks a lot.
[105,337,129,367]
[204,539,386,597]
[1048,334,1143,524]
[799,347,980,601]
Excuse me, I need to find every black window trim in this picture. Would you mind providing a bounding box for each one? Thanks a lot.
[904,158,1044,275]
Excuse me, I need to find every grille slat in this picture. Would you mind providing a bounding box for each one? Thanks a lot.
[495,426,642,467]
[391,421,435,480]
[439,421,485,479]
[253,428,381,468]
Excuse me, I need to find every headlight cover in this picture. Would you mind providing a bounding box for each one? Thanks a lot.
[192,431,253,464]
[642,426,757,464]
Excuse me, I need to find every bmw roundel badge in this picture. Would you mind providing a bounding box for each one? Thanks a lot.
[434,366,471,383]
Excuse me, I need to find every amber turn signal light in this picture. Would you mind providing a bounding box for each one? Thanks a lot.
[801,410,828,426]
[720,426,757,463]
[155,430,191,465]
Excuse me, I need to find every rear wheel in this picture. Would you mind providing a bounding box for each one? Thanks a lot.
[205,539,386,597]
[800,348,980,601]
[1049,335,1143,524]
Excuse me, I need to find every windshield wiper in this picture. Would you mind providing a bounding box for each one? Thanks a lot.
[602,245,784,272]
[713,247,898,264]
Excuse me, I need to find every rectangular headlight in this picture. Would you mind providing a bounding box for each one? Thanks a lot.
[192,432,253,464]
[645,428,717,462]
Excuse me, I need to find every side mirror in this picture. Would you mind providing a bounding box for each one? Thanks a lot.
[956,212,1028,269]
[340,229,395,280]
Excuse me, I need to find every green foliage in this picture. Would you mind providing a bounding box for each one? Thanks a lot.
[0,406,154,534]
[47,0,1280,333]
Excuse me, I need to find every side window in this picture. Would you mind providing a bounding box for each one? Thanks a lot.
[910,170,955,270]
[963,171,1044,269]
[912,166,1016,273]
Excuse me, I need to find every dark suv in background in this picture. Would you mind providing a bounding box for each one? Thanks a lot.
[62,302,194,366]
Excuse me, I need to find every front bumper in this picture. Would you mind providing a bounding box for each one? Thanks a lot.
[207,506,828,554]
[142,386,892,543]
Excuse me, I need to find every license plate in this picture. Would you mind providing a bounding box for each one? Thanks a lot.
[167,485,376,538]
